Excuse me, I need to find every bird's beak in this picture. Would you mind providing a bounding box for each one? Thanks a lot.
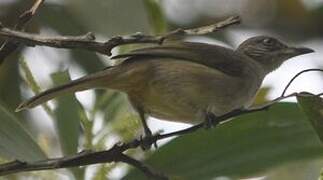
[285,47,314,56]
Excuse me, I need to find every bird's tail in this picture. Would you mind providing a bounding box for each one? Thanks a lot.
[16,67,119,112]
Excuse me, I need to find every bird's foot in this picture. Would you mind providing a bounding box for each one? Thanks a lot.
[204,112,220,129]
[140,129,158,150]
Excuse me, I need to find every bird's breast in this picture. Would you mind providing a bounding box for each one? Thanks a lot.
[127,58,264,124]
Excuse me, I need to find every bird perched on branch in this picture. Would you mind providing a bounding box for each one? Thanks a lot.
[16,36,313,142]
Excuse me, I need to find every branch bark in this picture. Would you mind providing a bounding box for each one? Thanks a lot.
[0,0,45,64]
[0,16,240,56]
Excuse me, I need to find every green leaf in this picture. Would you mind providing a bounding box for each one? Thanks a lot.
[51,71,88,179]
[297,92,323,142]
[19,57,53,116]
[143,0,167,34]
[51,71,83,155]
[124,103,323,179]
[0,102,46,161]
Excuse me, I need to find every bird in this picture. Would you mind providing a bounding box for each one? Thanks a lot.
[15,36,314,140]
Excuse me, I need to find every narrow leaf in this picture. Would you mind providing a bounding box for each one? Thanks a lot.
[0,102,46,161]
[51,71,87,180]
[51,71,82,155]
[143,0,167,34]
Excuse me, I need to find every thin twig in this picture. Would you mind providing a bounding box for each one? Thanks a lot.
[0,91,310,177]
[163,15,240,38]
[15,0,45,29]
[0,0,45,64]
[281,69,323,97]
[117,154,168,180]
[0,16,241,56]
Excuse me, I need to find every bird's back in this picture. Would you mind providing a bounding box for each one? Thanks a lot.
[114,41,262,77]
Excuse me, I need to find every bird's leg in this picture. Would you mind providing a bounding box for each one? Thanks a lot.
[129,97,157,150]
[137,109,158,150]
[204,112,220,129]
[138,110,152,137]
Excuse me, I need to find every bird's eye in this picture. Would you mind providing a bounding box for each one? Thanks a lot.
[262,38,275,46]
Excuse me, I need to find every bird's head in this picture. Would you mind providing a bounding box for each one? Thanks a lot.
[236,36,314,73]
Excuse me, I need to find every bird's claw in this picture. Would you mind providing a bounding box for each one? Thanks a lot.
[139,133,158,150]
[204,112,219,129]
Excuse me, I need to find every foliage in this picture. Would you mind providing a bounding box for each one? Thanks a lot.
[0,101,46,162]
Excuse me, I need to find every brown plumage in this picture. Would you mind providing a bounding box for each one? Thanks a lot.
[16,36,313,135]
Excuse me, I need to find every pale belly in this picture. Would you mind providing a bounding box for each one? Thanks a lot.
[139,84,257,124]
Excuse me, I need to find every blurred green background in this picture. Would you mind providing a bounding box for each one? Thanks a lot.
[0,0,323,179]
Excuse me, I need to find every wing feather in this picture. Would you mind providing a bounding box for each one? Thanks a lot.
[113,42,246,76]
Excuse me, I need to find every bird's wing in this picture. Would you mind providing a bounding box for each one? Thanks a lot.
[112,41,245,76]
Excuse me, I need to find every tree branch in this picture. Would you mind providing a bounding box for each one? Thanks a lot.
[1,90,318,178]
[0,16,240,56]
[0,0,45,64]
